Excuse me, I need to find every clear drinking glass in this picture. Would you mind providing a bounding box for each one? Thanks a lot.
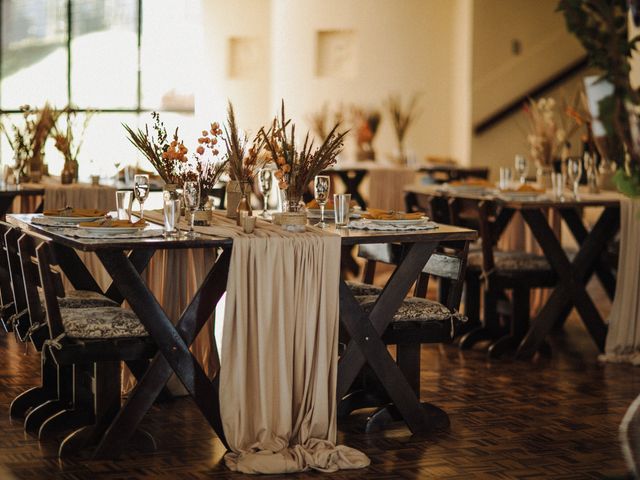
[552,172,565,200]
[514,155,529,184]
[257,168,273,219]
[163,199,180,238]
[499,167,512,190]
[133,174,150,219]
[333,193,351,227]
[566,157,582,200]
[116,190,132,220]
[314,175,330,228]
[183,180,200,238]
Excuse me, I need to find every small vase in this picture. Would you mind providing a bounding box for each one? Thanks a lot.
[535,163,553,189]
[61,162,74,185]
[598,157,618,191]
[279,190,307,232]
[227,180,252,219]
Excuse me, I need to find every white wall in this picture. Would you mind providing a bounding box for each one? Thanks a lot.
[270,0,458,161]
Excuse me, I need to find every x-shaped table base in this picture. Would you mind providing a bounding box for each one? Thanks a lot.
[515,206,620,359]
[337,241,442,434]
[51,246,233,458]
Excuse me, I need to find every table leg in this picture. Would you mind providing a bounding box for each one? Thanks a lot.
[516,207,619,359]
[560,207,618,301]
[338,242,439,434]
[92,247,231,458]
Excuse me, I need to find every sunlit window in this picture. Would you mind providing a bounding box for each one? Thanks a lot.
[0,0,196,181]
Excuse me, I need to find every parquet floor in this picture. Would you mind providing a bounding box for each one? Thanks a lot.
[0,284,637,479]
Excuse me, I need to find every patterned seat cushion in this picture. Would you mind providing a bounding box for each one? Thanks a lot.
[346,281,384,297]
[355,295,466,334]
[467,250,551,272]
[40,290,119,309]
[60,307,148,339]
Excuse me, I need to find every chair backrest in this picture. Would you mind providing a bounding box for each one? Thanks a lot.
[405,191,451,224]
[0,222,16,330]
[448,197,499,273]
[33,240,66,340]
[357,241,470,313]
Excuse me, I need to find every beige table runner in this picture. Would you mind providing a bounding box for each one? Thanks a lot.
[145,211,369,474]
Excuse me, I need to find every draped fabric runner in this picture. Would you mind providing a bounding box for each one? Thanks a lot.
[145,211,370,474]
[600,197,640,365]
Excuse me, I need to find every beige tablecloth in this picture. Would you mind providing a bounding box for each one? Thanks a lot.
[144,211,369,474]
[600,197,640,364]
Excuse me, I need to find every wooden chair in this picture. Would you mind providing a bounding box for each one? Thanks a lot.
[23,234,156,456]
[450,198,557,358]
[405,191,482,330]
[342,240,469,432]
[0,222,17,332]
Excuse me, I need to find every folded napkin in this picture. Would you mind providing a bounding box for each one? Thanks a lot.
[43,207,108,218]
[78,218,146,228]
[362,208,426,220]
[349,219,438,231]
[500,184,544,194]
[448,178,493,188]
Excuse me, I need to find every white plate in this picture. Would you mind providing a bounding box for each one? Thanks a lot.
[77,226,146,234]
[307,209,361,219]
[42,215,104,224]
[499,191,545,200]
[368,216,429,226]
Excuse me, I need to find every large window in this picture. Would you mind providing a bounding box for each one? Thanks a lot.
[0,0,197,180]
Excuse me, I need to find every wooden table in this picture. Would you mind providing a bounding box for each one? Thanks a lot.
[418,164,490,183]
[405,184,621,359]
[7,214,475,454]
[0,186,45,217]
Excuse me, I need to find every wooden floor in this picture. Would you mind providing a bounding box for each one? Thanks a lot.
[0,290,637,479]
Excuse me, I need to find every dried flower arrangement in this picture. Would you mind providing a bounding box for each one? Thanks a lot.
[352,106,381,161]
[123,112,188,185]
[184,122,228,193]
[523,97,579,166]
[261,102,348,205]
[222,101,268,185]
[385,93,421,162]
[52,107,93,182]
[1,104,59,181]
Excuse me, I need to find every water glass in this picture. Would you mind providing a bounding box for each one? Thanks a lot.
[183,180,200,238]
[257,168,273,218]
[514,154,529,184]
[116,190,132,220]
[133,174,150,219]
[552,172,565,200]
[499,167,513,190]
[333,193,351,227]
[163,199,180,237]
[567,157,583,200]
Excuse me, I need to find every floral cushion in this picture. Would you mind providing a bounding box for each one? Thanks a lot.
[39,290,119,309]
[355,295,466,335]
[346,281,384,297]
[60,307,148,339]
[467,250,551,272]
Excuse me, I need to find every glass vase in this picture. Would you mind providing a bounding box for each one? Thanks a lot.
[535,162,553,189]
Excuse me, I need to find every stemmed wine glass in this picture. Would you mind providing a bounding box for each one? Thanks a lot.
[133,174,149,220]
[257,168,273,219]
[314,175,330,228]
[183,180,200,238]
[567,157,583,200]
[514,154,529,184]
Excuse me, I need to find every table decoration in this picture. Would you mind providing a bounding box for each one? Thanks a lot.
[1,103,59,183]
[52,107,93,184]
[261,102,347,231]
[523,96,579,188]
[352,106,381,161]
[123,112,188,186]
[223,101,268,219]
[385,93,421,165]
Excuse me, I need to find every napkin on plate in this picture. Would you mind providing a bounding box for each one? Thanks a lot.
[362,208,426,220]
[43,207,108,218]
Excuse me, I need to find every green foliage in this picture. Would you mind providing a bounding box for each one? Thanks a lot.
[614,168,640,197]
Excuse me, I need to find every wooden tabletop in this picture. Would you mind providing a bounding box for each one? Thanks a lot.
[0,186,45,197]
[405,183,623,209]
[7,213,477,251]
